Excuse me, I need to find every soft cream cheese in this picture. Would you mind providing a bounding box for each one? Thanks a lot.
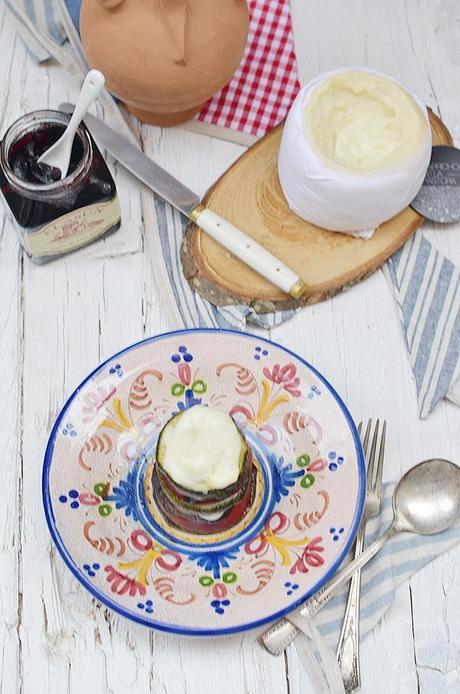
[304,70,427,173]
[278,68,432,234]
[158,406,243,493]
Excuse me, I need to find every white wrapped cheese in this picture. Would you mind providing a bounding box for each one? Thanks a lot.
[278,68,432,236]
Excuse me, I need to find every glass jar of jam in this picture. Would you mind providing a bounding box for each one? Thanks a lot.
[0,110,121,263]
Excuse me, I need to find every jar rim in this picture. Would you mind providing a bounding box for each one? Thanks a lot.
[0,109,91,195]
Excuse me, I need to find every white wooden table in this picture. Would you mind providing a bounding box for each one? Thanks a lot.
[1,2,459,692]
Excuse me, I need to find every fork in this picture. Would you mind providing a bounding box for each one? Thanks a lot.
[260,420,387,657]
[337,419,386,692]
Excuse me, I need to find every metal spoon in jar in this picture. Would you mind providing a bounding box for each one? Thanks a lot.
[261,458,460,655]
[38,69,105,179]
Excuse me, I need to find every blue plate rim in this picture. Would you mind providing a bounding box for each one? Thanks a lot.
[42,327,366,637]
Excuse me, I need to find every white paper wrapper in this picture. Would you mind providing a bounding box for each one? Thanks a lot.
[278,68,432,238]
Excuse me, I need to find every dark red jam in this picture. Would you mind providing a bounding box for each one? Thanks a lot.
[9,123,83,185]
[0,123,116,228]
[0,110,120,261]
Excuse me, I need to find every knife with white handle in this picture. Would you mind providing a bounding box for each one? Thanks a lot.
[60,103,307,299]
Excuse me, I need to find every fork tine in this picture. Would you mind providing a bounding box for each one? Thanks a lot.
[367,419,380,485]
[357,421,363,436]
[373,420,387,491]
[361,419,372,459]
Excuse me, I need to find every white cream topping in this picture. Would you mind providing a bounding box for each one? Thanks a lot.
[304,70,427,172]
[159,406,243,493]
[278,68,432,235]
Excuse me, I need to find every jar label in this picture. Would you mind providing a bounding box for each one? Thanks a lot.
[23,197,121,257]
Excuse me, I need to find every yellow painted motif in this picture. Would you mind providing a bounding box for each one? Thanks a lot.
[118,546,163,586]
[262,528,310,566]
[101,398,133,433]
[251,379,289,427]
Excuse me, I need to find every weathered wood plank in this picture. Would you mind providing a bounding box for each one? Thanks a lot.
[285,2,460,692]
[0,1,459,692]
[0,201,22,694]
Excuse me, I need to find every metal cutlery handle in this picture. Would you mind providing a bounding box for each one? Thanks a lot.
[337,418,386,691]
[336,522,366,691]
[192,206,307,299]
[260,525,397,655]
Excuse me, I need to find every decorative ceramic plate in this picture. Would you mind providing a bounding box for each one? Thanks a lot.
[43,329,365,636]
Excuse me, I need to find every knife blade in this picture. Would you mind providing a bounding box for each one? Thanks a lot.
[59,103,307,299]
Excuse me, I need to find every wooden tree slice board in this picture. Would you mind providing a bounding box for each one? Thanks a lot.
[182,110,452,312]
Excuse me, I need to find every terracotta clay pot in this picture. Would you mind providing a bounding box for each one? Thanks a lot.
[80,0,249,126]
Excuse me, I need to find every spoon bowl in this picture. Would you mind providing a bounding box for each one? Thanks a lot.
[261,458,460,655]
[394,458,460,534]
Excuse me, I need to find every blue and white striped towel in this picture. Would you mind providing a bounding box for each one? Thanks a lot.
[4,0,460,422]
[316,482,460,646]
[286,481,460,693]
[4,0,66,62]
[385,236,460,418]
[4,6,460,690]
[148,197,460,419]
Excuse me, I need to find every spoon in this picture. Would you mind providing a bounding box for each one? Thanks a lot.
[38,69,105,179]
[261,458,460,655]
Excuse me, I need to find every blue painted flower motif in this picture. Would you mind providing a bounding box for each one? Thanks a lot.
[171,346,193,364]
[187,549,240,580]
[254,346,269,361]
[59,489,80,509]
[307,385,321,400]
[106,468,140,521]
[329,527,344,542]
[211,599,230,615]
[284,581,299,596]
[270,454,304,502]
[109,363,123,378]
[62,422,77,437]
[328,451,345,472]
[137,599,154,614]
[83,563,100,578]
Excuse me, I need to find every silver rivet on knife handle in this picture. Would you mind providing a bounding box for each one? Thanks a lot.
[191,205,308,299]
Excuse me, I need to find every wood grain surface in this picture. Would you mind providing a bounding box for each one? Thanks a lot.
[1,1,459,693]
[183,112,452,311]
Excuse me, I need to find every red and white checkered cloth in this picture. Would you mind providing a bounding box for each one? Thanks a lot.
[196,0,300,137]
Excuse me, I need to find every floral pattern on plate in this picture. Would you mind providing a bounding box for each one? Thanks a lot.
[43,329,365,635]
